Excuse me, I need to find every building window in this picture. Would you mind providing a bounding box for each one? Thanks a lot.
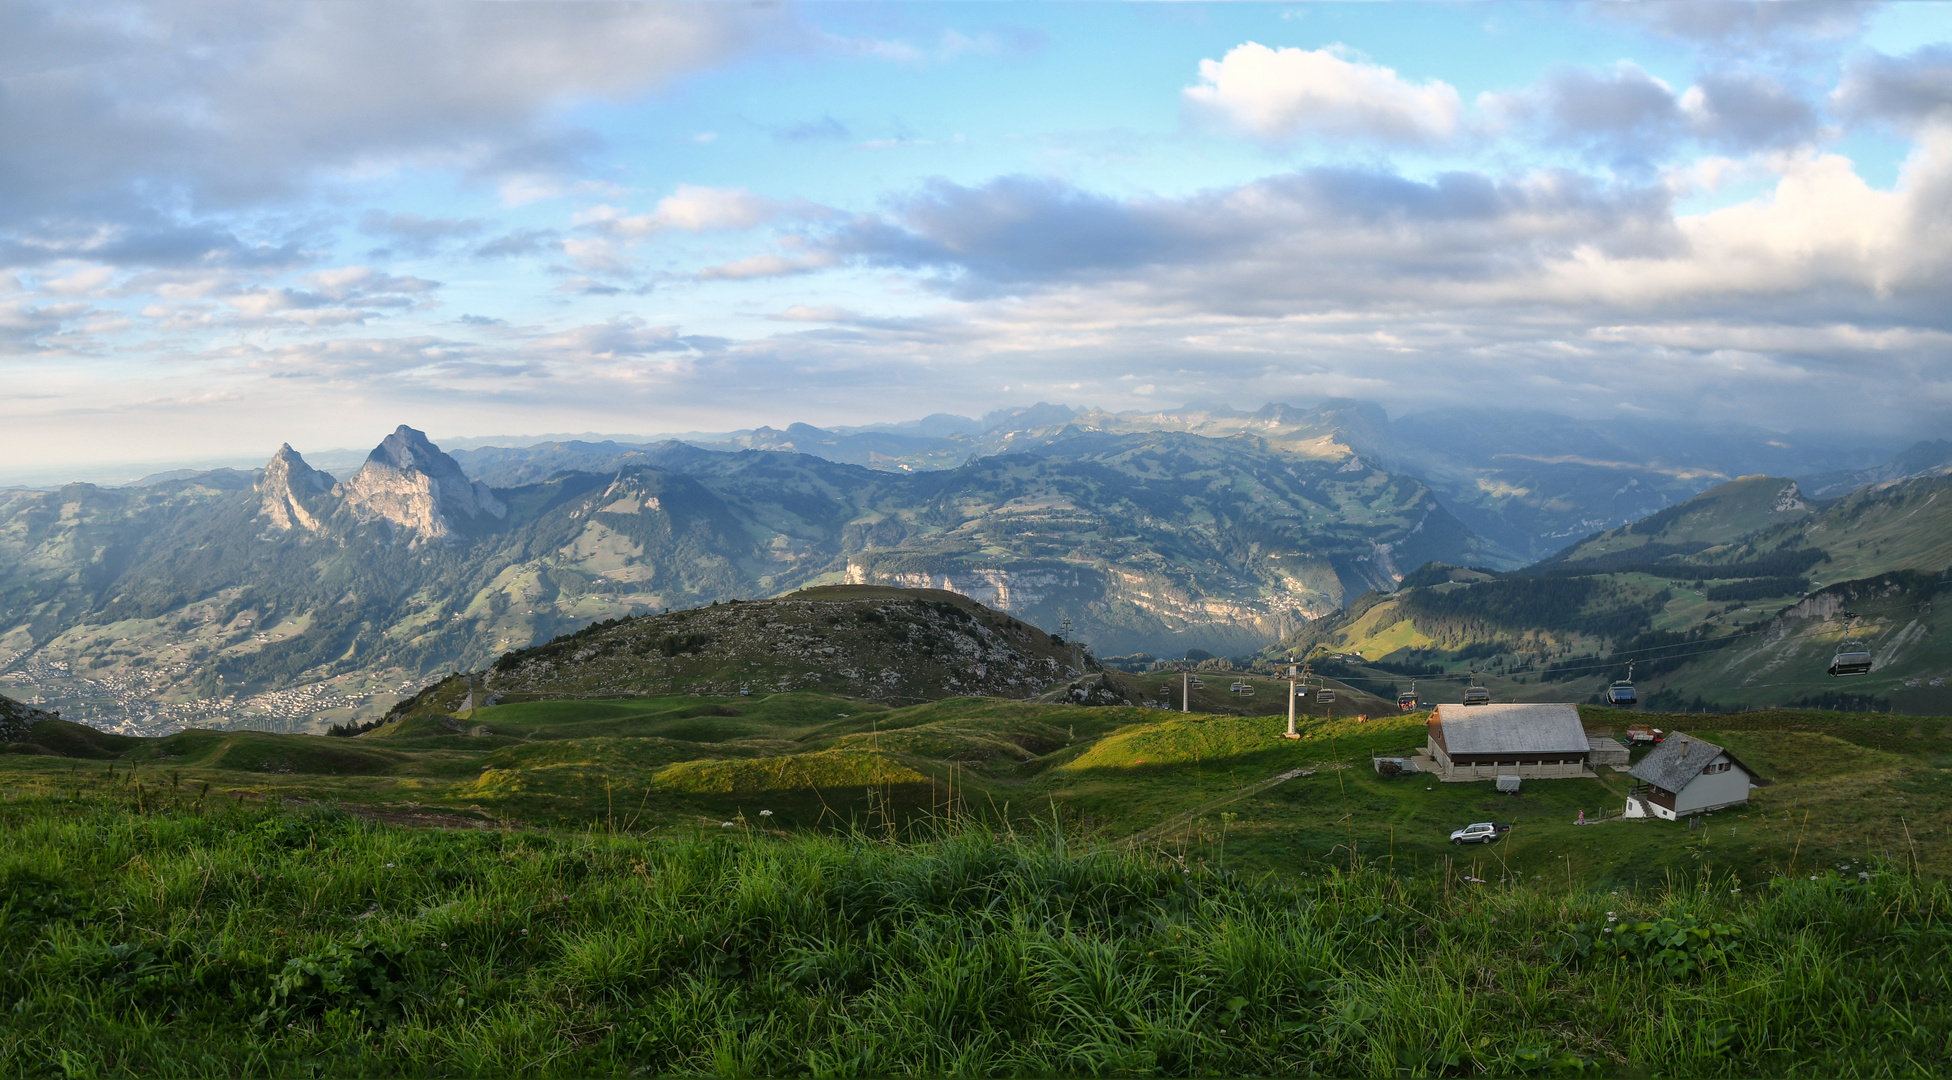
[1705,761,1731,774]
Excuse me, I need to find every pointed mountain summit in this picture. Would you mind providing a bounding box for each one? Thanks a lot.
[337,425,506,544]
[257,443,337,533]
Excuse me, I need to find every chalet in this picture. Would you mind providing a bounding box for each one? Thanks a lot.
[1625,732,1757,820]
[1424,703,1605,782]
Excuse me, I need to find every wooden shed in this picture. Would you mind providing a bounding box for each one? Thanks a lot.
[1624,732,1757,820]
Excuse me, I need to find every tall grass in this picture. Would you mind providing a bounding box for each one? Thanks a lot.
[1,789,1947,1077]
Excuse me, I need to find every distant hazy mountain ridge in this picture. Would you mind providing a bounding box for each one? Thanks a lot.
[1801,439,1952,499]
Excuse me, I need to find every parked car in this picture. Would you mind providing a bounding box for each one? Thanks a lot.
[1449,822,1501,845]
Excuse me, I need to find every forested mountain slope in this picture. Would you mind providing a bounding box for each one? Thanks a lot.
[1271,474,1952,715]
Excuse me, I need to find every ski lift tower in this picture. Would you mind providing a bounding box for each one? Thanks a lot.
[1284,661,1303,739]
[1059,615,1081,676]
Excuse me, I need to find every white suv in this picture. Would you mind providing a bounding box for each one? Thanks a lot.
[1450,822,1499,845]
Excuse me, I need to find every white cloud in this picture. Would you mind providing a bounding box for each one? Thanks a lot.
[560,237,634,275]
[577,186,780,239]
[37,266,117,298]
[697,252,838,280]
[1184,43,1461,144]
[773,305,858,323]
[530,316,725,360]
[299,267,438,302]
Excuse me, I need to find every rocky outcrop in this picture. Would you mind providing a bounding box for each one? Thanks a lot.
[0,692,54,742]
[257,444,337,533]
[1058,673,1135,707]
[337,425,507,544]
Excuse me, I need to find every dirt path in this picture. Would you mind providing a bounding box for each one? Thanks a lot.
[1124,764,1328,847]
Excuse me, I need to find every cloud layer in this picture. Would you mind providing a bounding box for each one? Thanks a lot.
[2,4,1949,476]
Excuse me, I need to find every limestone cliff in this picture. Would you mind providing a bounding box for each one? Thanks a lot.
[337,425,507,544]
[257,444,337,533]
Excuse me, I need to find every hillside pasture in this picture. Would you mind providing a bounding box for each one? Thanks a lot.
[3,693,1951,887]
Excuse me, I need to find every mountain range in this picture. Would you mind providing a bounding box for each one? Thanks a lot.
[0,413,1479,733]
[449,400,1902,562]
[2,399,1943,734]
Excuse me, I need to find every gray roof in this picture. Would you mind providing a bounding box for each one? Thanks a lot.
[1434,703,1589,755]
[1629,732,1752,792]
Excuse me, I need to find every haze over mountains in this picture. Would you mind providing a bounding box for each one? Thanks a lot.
[2,399,1945,736]
[443,399,1908,562]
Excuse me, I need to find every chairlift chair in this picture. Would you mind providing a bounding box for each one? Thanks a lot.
[1828,610,1873,677]
[1829,645,1873,677]
[1316,687,1336,705]
[1461,669,1491,706]
[1230,680,1255,697]
[1605,661,1637,705]
[1188,676,1205,689]
[1397,679,1419,711]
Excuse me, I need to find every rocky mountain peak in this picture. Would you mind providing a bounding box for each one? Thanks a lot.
[367,425,447,473]
[337,425,507,544]
[257,443,337,533]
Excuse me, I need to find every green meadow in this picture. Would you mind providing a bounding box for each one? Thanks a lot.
[1,794,1948,1077]
[6,691,1952,1076]
[5,689,1951,889]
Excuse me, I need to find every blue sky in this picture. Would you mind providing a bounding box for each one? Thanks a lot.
[4,1,1951,480]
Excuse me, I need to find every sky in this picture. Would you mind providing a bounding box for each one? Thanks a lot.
[4,0,1952,482]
